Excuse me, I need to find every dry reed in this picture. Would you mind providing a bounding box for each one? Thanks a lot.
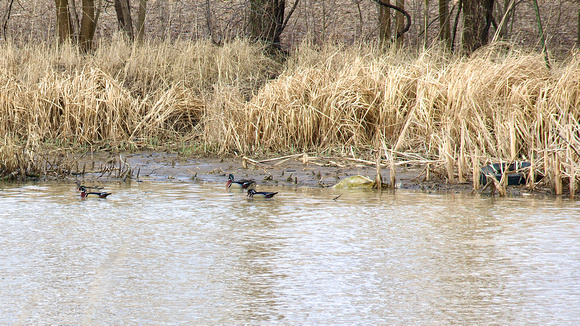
[1,39,579,196]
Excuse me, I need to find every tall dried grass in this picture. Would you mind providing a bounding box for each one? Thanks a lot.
[219,43,579,194]
[0,38,579,195]
[0,37,278,178]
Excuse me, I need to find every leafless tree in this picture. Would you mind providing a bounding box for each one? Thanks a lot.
[55,0,73,43]
[1,0,15,39]
[378,0,392,45]
[461,0,494,52]
[371,0,411,42]
[439,0,451,48]
[114,0,134,40]
[249,0,299,49]
[137,0,146,42]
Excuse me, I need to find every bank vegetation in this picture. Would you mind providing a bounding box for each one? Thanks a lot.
[0,38,578,195]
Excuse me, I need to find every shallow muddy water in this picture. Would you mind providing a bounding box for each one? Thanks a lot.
[1,182,579,324]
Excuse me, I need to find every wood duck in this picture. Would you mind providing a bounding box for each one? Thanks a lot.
[78,186,112,198]
[247,189,278,199]
[226,174,256,189]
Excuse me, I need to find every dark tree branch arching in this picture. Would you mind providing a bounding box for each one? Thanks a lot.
[371,0,411,39]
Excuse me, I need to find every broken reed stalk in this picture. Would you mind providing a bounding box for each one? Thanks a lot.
[390,152,396,187]
[570,158,576,198]
[375,152,383,190]
[567,120,577,197]
[490,160,508,196]
[510,113,516,161]
[445,135,455,183]
[472,148,480,190]
[259,153,304,164]
[544,149,551,189]
[302,153,309,165]
[528,145,535,188]
[458,125,466,183]
[497,169,508,196]
[554,153,563,195]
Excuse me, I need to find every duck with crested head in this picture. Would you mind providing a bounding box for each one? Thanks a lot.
[247,188,278,199]
[77,186,112,198]
[226,174,256,190]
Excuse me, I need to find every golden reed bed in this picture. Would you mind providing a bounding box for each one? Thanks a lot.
[0,38,578,196]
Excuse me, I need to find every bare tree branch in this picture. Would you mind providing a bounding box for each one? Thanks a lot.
[2,0,15,39]
[370,0,411,38]
[273,0,299,42]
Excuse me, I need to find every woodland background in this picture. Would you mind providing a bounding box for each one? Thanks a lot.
[1,1,579,56]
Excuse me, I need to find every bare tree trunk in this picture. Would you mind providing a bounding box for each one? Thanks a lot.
[89,0,102,41]
[461,0,494,53]
[355,0,363,38]
[137,0,146,42]
[378,0,391,45]
[439,0,451,48]
[496,0,516,40]
[69,0,80,38]
[2,0,15,39]
[205,0,213,43]
[249,0,280,44]
[114,0,134,40]
[373,0,410,42]
[577,2,580,47]
[55,0,73,43]
[249,0,298,50]
[423,0,429,46]
[451,0,463,52]
[492,0,515,42]
[395,0,405,46]
[79,0,96,52]
[120,0,134,40]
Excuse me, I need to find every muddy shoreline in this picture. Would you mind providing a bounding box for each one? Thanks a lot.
[64,150,480,194]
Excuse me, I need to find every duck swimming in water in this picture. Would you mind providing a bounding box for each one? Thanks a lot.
[226,174,256,190]
[247,188,278,199]
[77,186,112,198]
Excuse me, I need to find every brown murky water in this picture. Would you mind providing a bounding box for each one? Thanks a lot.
[1,182,579,324]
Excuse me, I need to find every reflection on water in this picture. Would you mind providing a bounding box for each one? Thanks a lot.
[1,182,579,324]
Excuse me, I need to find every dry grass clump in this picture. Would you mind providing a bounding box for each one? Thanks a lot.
[220,44,426,153]
[0,38,578,195]
[0,37,279,178]
[221,43,579,195]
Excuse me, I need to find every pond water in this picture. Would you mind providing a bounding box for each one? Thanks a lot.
[1,181,579,324]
